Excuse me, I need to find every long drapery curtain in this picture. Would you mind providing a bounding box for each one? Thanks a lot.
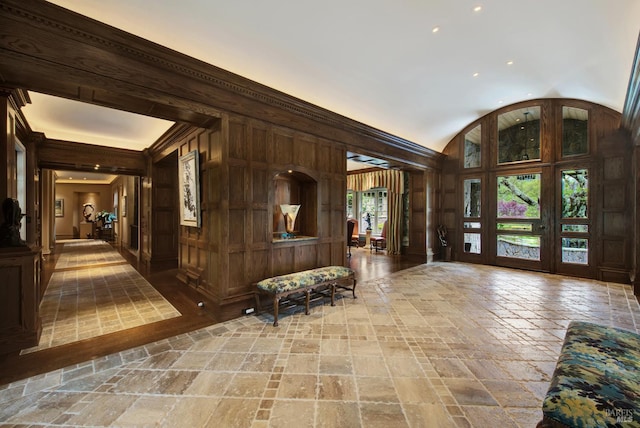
[347,170,404,254]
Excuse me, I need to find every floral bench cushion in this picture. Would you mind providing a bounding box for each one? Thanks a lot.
[541,321,640,427]
[256,266,354,294]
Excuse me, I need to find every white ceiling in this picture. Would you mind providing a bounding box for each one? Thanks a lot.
[55,170,118,185]
[21,0,640,157]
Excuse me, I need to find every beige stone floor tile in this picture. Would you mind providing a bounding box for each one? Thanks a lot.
[317,374,357,401]
[463,358,511,380]
[240,353,278,372]
[224,373,271,398]
[482,379,541,408]
[205,397,261,428]
[349,339,383,356]
[384,357,422,378]
[403,403,456,428]
[150,370,199,395]
[270,399,315,428]
[206,352,246,371]
[171,351,216,370]
[277,374,317,399]
[356,376,399,403]
[359,402,408,428]
[251,337,284,353]
[316,401,360,428]
[6,391,84,424]
[393,376,440,404]
[185,371,235,396]
[64,393,137,426]
[283,354,319,374]
[352,355,390,377]
[319,354,353,375]
[461,405,519,428]
[167,397,224,427]
[110,369,162,394]
[430,357,475,379]
[444,378,498,406]
[290,339,321,354]
[319,338,350,355]
[112,395,176,426]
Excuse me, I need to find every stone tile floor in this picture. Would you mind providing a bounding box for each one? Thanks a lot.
[2,262,639,427]
[53,239,127,270]
[20,240,181,354]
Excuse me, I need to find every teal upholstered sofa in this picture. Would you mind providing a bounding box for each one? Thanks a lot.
[255,266,356,326]
[538,321,640,427]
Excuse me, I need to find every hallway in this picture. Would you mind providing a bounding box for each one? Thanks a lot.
[1,254,639,426]
[21,240,181,354]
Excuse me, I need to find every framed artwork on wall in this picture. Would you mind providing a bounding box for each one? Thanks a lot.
[55,199,64,217]
[178,150,201,227]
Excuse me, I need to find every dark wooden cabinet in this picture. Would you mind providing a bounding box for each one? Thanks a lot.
[0,246,42,354]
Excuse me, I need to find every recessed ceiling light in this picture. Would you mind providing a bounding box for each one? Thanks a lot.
[527,92,533,97]
[506,60,514,66]
[432,26,440,33]
[474,6,482,12]
[498,100,504,104]
[68,177,72,180]
[473,72,479,77]
[83,177,87,180]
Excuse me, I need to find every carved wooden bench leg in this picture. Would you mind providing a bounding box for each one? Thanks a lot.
[330,283,336,306]
[333,277,357,299]
[304,288,311,315]
[254,292,262,317]
[273,295,280,327]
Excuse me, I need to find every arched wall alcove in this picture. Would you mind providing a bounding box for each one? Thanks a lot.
[273,169,318,240]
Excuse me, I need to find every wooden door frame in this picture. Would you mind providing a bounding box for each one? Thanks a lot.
[553,162,596,279]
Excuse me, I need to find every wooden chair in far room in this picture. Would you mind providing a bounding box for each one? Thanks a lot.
[370,220,387,253]
[347,219,358,256]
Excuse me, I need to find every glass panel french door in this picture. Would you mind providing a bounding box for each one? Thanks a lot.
[491,169,552,272]
[556,167,593,277]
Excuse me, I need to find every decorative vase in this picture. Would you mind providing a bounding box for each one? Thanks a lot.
[280,204,301,237]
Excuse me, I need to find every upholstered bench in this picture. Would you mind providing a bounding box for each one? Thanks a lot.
[254,266,356,326]
[538,321,640,427]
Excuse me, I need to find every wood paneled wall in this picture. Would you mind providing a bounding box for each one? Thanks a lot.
[407,169,439,259]
[149,114,347,320]
[596,124,633,283]
[150,152,179,270]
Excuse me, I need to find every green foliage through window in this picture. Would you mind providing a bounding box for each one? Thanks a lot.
[561,169,588,218]
[497,174,540,219]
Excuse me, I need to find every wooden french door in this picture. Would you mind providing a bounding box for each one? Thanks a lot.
[489,166,553,273]
[554,165,594,278]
